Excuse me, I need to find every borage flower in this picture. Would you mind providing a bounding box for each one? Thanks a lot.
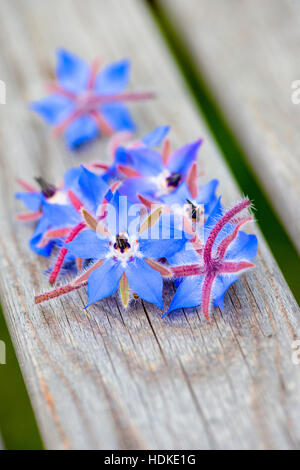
[117,136,203,203]
[15,170,83,257]
[35,193,188,309]
[160,179,219,225]
[100,125,170,182]
[16,166,118,284]
[167,198,257,320]
[31,49,154,150]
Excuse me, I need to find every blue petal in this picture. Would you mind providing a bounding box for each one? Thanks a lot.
[66,230,109,259]
[197,179,219,213]
[63,167,82,189]
[124,148,163,176]
[125,258,163,308]
[30,94,73,125]
[225,232,258,262]
[213,274,238,309]
[65,115,99,150]
[161,182,191,206]
[119,177,157,203]
[42,203,80,227]
[56,48,89,94]
[105,192,140,235]
[114,146,130,166]
[95,59,130,95]
[167,139,202,176]
[15,192,43,211]
[139,237,186,259]
[29,216,53,257]
[167,243,200,265]
[100,102,136,132]
[77,166,108,213]
[86,258,124,306]
[141,126,170,148]
[166,277,203,315]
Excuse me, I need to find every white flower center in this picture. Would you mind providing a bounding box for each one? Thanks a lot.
[106,232,143,267]
[47,190,69,205]
[152,169,182,197]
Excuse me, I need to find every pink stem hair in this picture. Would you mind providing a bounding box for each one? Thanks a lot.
[204,199,251,266]
[49,221,86,285]
[35,281,87,305]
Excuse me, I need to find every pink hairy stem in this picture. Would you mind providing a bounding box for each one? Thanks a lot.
[88,58,101,89]
[49,221,86,285]
[92,91,155,105]
[53,110,82,136]
[16,178,36,192]
[117,164,141,178]
[171,264,204,277]
[15,211,42,222]
[216,217,252,259]
[71,260,104,287]
[204,199,251,266]
[47,83,76,100]
[38,227,71,247]
[35,281,87,305]
[138,193,156,210]
[87,162,110,171]
[219,261,254,274]
[67,190,84,213]
[89,110,114,136]
[201,273,216,321]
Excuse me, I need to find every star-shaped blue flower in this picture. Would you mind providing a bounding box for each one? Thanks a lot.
[65,193,188,308]
[118,137,203,203]
[15,166,110,261]
[166,198,257,319]
[31,49,154,150]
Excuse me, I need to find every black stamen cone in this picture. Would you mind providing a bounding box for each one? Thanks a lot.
[35,177,56,198]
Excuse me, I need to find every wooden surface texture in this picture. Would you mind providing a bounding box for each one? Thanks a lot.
[0,0,299,449]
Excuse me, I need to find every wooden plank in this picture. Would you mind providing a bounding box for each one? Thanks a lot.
[160,0,300,252]
[0,0,299,450]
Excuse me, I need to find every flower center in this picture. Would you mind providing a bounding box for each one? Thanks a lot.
[114,234,131,253]
[76,90,100,113]
[35,177,69,205]
[155,170,182,196]
[166,172,181,188]
[108,232,142,267]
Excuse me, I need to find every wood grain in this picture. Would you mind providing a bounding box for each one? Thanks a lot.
[0,0,299,450]
[160,0,300,252]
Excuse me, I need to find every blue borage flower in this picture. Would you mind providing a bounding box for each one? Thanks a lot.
[30,49,154,150]
[102,125,170,182]
[116,136,203,203]
[167,198,257,320]
[16,166,116,283]
[36,192,188,309]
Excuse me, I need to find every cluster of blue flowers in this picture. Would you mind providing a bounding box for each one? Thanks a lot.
[16,50,257,320]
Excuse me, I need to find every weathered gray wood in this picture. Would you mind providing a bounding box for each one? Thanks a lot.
[160,0,300,252]
[0,0,299,450]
